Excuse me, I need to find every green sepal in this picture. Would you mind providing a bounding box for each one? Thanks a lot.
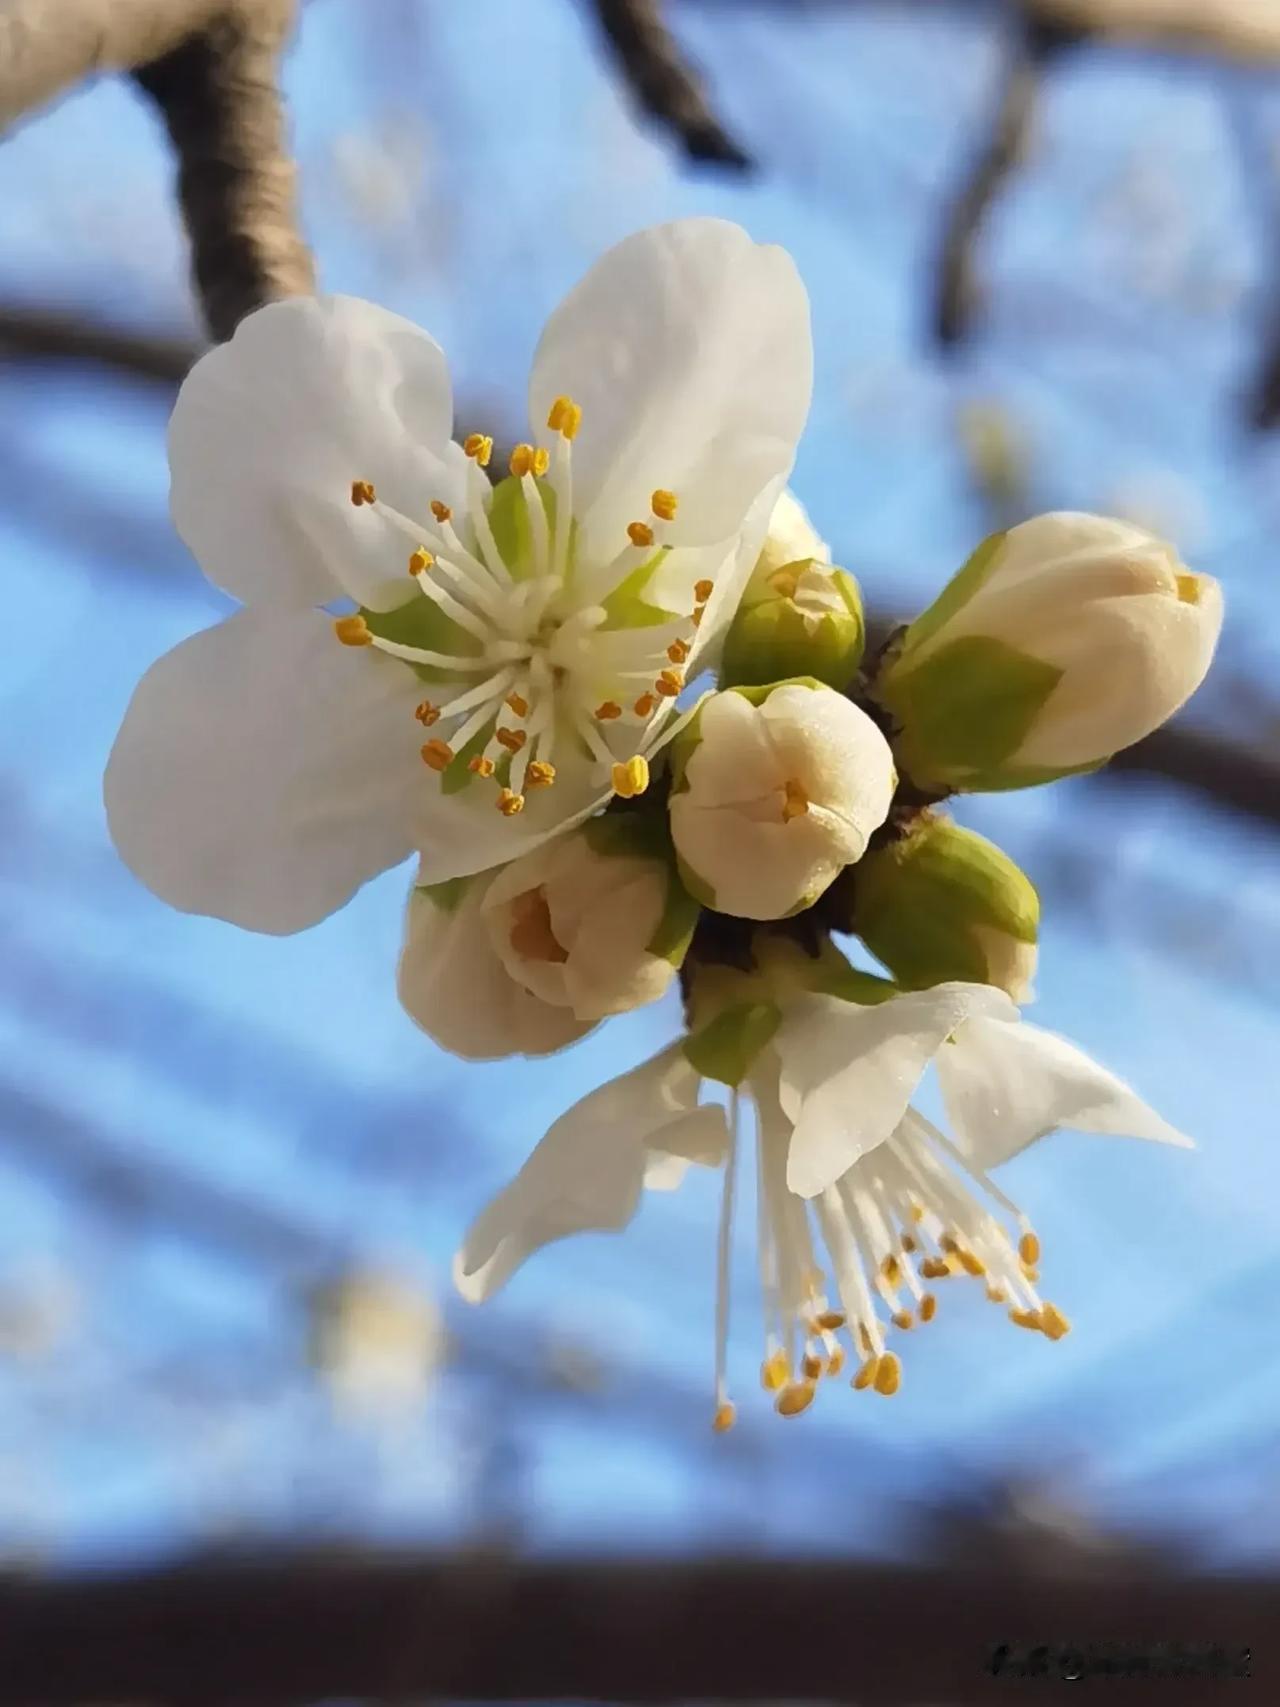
[899,530,1007,654]
[683,1001,782,1088]
[646,879,700,966]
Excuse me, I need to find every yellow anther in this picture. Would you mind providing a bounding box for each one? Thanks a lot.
[468,756,496,778]
[532,446,550,476]
[892,1310,914,1332]
[463,432,493,467]
[986,1285,1008,1305]
[414,701,440,726]
[655,670,683,698]
[1021,1265,1040,1284]
[712,1401,737,1434]
[420,739,454,772]
[509,443,536,478]
[919,1293,937,1323]
[944,1252,964,1276]
[430,500,452,523]
[595,701,622,721]
[858,1324,874,1356]
[333,614,372,647]
[919,1257,949,1281]
[1039,1303,1071,1341]
[495,727,527,753]
[627,521,655,549]
[781,779,809,823]
[769,569,799,600]
[873,1352,902,1397]
[761,1351,790,1392]
[496,789,525,816]
[505,692,529,718]
[959,1249,987,1278]
[881,1255,903,1287]
[547,395,581,439]
[1176,571,1202,605]
[408,548,433,575]
[651,488,678,522]
[900,1234,917,1254]
[547,396,570,431]
[1009,1307,1042,1332]
[909,1202,925,1223]
[815,1310,846,1332]
[526,761,557,789]
[852,1357,878,1391]
[939,1234,960,1255]
[694,578,714,604]
[689,607,704,628]
[350,479,376,506]
[801,1352,823,1382]
[824,1346,846,1378]
[775,1381,816,1418]
[632,693,657,717]
[667,638,691,665]
[1018,1231,1041,1266]
[611,755,650,799]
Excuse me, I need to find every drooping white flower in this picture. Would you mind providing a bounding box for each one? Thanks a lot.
[668,682,896,919]
[105,220,812,933]
[456,977,1189,1429]
[877,512,1223,792]
[480,819,698,1024]
[398,871,594,1059]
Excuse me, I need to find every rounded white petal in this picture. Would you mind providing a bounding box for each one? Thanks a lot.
[454,1045,717,1301]
[777,984,1018,1197]
[528,219,812,555]
[169,295,466,611]
[104,609,428,933]
[398,880,592,1060]
[938,1014,1193,1170]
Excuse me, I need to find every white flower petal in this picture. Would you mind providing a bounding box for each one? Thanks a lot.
[169,295,466,611]
[105,609,428,933]
[454,1044,705,1301]
[398,880,593,1060]
[528,219,812,556]
[938,1015,1193,1170]
[778,984,1018,1197]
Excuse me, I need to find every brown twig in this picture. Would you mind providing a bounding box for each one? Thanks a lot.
[588,0,751,168]
[0,303,199,381]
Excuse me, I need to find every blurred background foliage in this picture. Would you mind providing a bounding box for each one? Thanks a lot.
[1,0,1279,1610]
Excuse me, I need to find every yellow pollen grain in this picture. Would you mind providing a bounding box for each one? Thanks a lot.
[919,1293,937,1323]
[1009,1307,1042,1332]
[651,488,678,522]
[468,756,496,778]
[496,727,527,753]
[852,1357,878,1391]
[420,739,453,772]
[509,443,535,478]
[632,693,657,717]
[350,479,376,506]
[1039,1303,1071,1341]
[667,638,691,665]
[408,548,433,575]
[775,1381,816,1418]
[892,1310,914,1332]
[655,670,682,698]
[627,521,655,549]
[874,1353,902,1397]
[595,701,622,721]
[333,614,372,647]
[761,1352,790,1391]
[815,1310,846,1332]
[463,433,493,467]
[712,1401,737,1434]
[525,760,556,789]
[801,1353,823,1382]
[694,578,714,604]
[430,500,452,523]
[505,692,529,718]
[414,701,440,726]
[611,755,650,799]
[1018,1232,1041,1267]
[497,789,525,816]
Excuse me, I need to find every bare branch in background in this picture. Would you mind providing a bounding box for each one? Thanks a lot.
[0,303,197,382]
[588,0,751,168]
[0,0,314,342]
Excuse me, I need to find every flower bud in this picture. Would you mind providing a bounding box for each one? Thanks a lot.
[668,681,896,921]
[481,818,699,1023]
[398,873,592,1059]
[851,816,1038,1001]
[721,560,866,690]
[876,512,1223,792]
[755,488,830,579]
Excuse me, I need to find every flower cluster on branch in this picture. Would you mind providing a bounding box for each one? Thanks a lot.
[104,219,1220,1428]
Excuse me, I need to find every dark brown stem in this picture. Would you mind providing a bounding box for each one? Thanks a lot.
[589,0,751,169]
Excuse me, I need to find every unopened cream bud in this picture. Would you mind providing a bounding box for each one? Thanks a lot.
[668,681,896,921]
[876,512,1223,793]
[851,817,1038,1001]
[481,819,698,1023]
[721,560,865,690]
[754,488,830,579]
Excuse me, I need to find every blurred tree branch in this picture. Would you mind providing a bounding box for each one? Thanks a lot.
[0,302,197,381]
[0,0,313,339]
